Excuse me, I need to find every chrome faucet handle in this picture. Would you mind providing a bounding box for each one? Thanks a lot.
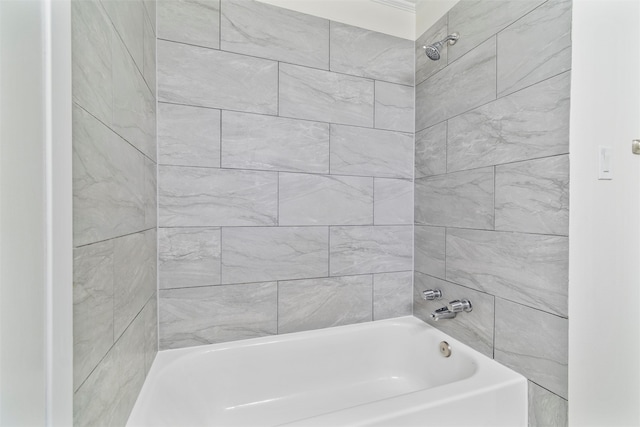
[447,299,472,313]
[422,289,442,300]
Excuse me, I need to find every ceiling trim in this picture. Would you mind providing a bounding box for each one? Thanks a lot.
[370,0,416,13]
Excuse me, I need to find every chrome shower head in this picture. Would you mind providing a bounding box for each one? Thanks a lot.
[423,33,459,61]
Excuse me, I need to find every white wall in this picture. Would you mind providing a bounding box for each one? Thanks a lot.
[568,0,640,425]
[415,0,458,38]
[255,0,415,40]
[0,0,73,425]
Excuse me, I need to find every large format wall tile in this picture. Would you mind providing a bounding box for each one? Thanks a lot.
[158,165,277,227]
[158,103,220,167]
[221,111,329,174]
[159,283,277,349]
[113,230,157,339]
[73,240,114,391]
[72,0,112,126]
[495,299,568,398]
[447,72,571,172]
[222,227,329,284]
[73,105,146,247]
[330,226,412,275]
[496,155,570,236]
[112,33,156,161]
[141,297,157,373]
[446,229,568,316]
[374,81,413,133]
[415,167,494,229]
[414,226,445,279]
[528,381,568,427]
[279,63,374,127]
[415,15,448,85]
[374,178,413,225]
[278,276,373,333]
[497,0,572,97]
[102,0,145,70]
[416,37,496,131]
[330,125,413,179]
[158,40,278,114]
[157,0,220,49]
[330,22,413,86]
[415,122,447,178]
[142,11,156,97]
[414,273,494,358]
[221,0,329,69]
[74,310,147,427]
[159,227,221,289]
[143,158,157,230]
[373,271,413,320]
[447,0,545,63]
[279,173,373,226]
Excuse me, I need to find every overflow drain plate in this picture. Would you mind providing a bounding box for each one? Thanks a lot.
[439,341,452,358]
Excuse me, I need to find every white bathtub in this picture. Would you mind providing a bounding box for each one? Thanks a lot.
[127,316,527,427]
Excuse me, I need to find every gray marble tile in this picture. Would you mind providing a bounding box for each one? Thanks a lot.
[73,240,114,392]
[330,21,413,86]
[278,276,373,334]
[415,15,448,86]
[373,271,413,320]
[141,295,158,373]
[330,125,413,179]
[279,173,373,226]
[158,40,278,114]
[447,72,571,172]
[221,0,329,69]
[72,0,112,126]
[73,307,146,427]
[416,37,496,131]
[279,63,374,127]
[112,32,156,161]
[144,157,157,230]
[374,81,413,133]
[158,165,277,227]
[330,226,412,275]
[415,122,447,178]
[496,155,569,236]
[528,381,568,427]
[221,111,329,174]
[495,299,568,399]
[497,0,572,97]
[447,0,545,63]
[159,282,277,349]
[73,105,146,247]
[158,103,220,168]
[413,273,494,358]
[222,227,329,284]
[113,230,157,340]
[414,225,445,279]
[159,227,221,289]
[446,228,568,316]
[157,0,220,49]
[143,10,156,97]
[374,178,412,225]
[144,0,156,34]
[103,0,145,71]
[415,167,494,229]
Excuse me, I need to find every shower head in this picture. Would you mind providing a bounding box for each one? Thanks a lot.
[423,33,459,61]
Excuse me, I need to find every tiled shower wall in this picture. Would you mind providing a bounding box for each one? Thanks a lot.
[156,0,414,350]
[72,0,157,425]
[413,0,571,425]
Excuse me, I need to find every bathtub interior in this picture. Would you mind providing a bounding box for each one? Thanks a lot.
[128,317,521,427]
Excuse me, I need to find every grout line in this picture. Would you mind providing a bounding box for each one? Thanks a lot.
[74,227,157,249]
[219,110,223,168]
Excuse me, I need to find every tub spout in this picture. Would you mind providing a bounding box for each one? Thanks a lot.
[430,306,457,321]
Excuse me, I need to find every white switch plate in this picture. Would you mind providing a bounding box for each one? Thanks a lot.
[598,146,613,180]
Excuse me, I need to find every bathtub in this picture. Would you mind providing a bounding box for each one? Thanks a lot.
[127,316,527,427]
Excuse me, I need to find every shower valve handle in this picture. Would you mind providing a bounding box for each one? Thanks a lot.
[447,300,472,313]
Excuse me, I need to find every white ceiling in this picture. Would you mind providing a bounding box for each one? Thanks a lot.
[255,0,458,40]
